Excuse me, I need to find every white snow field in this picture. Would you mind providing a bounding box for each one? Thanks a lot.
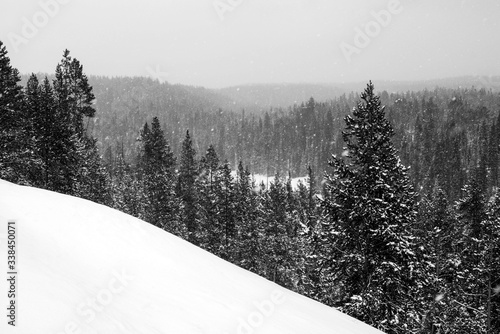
[231,172,308,191]
[0,179,384,334]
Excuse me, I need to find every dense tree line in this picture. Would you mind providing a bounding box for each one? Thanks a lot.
[0,42,110,203]
[2,41,500,333]
[80,75,500,190]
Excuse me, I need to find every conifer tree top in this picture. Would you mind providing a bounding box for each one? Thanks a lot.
[341,81,401,175]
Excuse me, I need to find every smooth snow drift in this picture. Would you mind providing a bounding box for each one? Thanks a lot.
[0,179,384,334]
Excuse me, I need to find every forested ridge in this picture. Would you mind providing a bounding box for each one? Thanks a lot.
[1,42,499,333]
[82,74,500,189]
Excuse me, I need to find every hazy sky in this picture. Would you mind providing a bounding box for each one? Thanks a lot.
[1,0,499,88]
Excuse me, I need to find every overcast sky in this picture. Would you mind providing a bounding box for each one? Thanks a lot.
[1,0,499,88]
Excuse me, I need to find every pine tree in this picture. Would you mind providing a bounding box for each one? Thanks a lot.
[177,130,199,244]
[38,77,58,187]
[200,159,237,260]
[51,49,104,197]
[260,174,299,289]
[198,145,223,254]
[451,176,489,332]
[53,50,95,135]
[319,82,422,333]
[297,166,321,298]
[111,143,145,219]
[23,74,46,186]
[27,76,67,191]
[0,41,32,183]
[416,184,460,333]
[484,191,500,333]
[487,121,499,190]
[138,117,180,234]
[74,136,112,205]
[233,161,262,273]
[219,161,236,259]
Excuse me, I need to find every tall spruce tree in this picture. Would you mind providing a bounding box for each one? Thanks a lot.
[75,136,112,205]
[450,175,490,332]
[138,117,180,234]
[416,184,460,333]
[297,166,321,299]
[260,174,298,289]
[177,130,199,244]
[485,191,500,333]
[218,161,236,260]
[24,74,46,186]
[52,51,85,194]
[52,49,106,198]
[111,142,146,219]
[318,82,422,333]
[198,145,223,254]
[233,161,262,273]
[0,41,33,183]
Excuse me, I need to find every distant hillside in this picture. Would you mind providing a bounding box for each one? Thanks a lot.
[363,76,500,94]
[214,76,500,111]
[22,74,245,113]
[23,74,500,118]
[215,83,344,112]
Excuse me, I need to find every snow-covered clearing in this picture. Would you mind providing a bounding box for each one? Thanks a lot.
[231,172,308,191]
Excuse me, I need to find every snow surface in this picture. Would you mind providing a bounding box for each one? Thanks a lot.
[231,172,308,191]
[0,179,384,334]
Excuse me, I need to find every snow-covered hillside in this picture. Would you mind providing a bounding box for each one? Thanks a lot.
[0,179,383,334]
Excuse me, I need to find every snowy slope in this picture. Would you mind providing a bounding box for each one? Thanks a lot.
[0,179,384,334]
